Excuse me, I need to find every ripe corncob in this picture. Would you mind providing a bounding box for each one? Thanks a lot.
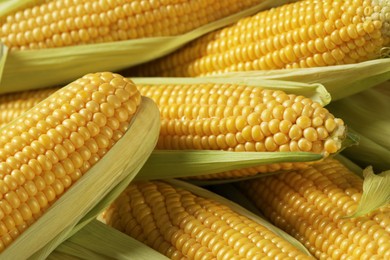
[100,180,313,259]
[0,0,261,51]
[0,88,57,128]
[0,83,345,179]
[131,0,390,77]
[0,72,140,252]
[139,83,346,179]
[237,158,390,260]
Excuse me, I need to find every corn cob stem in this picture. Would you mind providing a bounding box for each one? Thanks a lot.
[131,0,390,77]
[0,72,140,251]
[237,158,390,260]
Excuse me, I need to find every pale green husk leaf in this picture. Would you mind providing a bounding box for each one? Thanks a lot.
[1,97,160,259]
[0,0,295,93]
[136,151,324,181]
[165,179,313,256]
[138,131,356,183]
[341,133,390,173]
[215,58,390,100]
[50,220,168,260]
[349,167,390,218]
[329,86,390,171]
[132,77,331,106]
[0,44,6,84]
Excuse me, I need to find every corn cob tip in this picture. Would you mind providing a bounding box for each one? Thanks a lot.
[368,0,390,42]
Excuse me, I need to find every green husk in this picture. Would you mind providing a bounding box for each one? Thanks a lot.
[165,179,313,256]
[132,77,331,106]
[0,44,6,84]
[328,85,390,171]
[0,0,295,93]
[215,58,390,100]
[50,220,168,260]
[1,97,160,259]
[348,167,390,218]
[137,131,356,183]
[136,151,324,181]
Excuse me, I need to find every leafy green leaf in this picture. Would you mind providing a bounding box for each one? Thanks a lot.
[216,58,390,100]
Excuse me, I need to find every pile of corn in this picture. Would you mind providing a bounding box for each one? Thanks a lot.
[0,0,389,259]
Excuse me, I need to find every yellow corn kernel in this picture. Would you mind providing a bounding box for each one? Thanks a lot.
[0,83,346,179]
[0,72,140,252]
[101,181,314,260]
[0,0,261,51]
[0,88,57,128]
[237,158,390,260]
[131,0,390,76]
[139,83,345,179]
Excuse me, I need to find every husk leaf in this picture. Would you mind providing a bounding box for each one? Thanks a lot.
[138,131,356,183]
[341,133,390,173]
[348,167,390,218]
[1,97,160,259]
[0,44,7,84]
[215,58,390,100]
[329,86,390,171]
[132,77,330,106]
[165,179,313,256]
[50,220,168,260]
[136,151,324,181]
[0,0,295,93]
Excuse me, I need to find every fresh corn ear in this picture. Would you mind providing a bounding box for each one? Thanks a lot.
[138,82,346,179]
[100,180,314,259]
[0,72,143,253]
[0,80,346,179]
[0,1,297,93]
[131,0,390,77]
[237,158,390,260]
[0,0,262,51]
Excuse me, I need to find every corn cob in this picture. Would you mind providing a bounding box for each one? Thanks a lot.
[100,180,313,259]
[131,0,390,77]
[0,83,346,179]
[237,158,390,260]
[0,0,262,51]
[0,72,140,252]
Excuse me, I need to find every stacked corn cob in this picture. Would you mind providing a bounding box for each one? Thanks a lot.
[0,72,156,255]
[237,158,390,260]
[130,0,390,76]
[0,0,261,51]
[0,0,389,259]
[0,82,346,179]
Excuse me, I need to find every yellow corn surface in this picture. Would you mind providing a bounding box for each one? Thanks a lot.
[238,158,390,260]
[0,0,261,51]
[0,83,346,179]
[0,72,140,251]
[130,0,390,76]
[101,180,314,260]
